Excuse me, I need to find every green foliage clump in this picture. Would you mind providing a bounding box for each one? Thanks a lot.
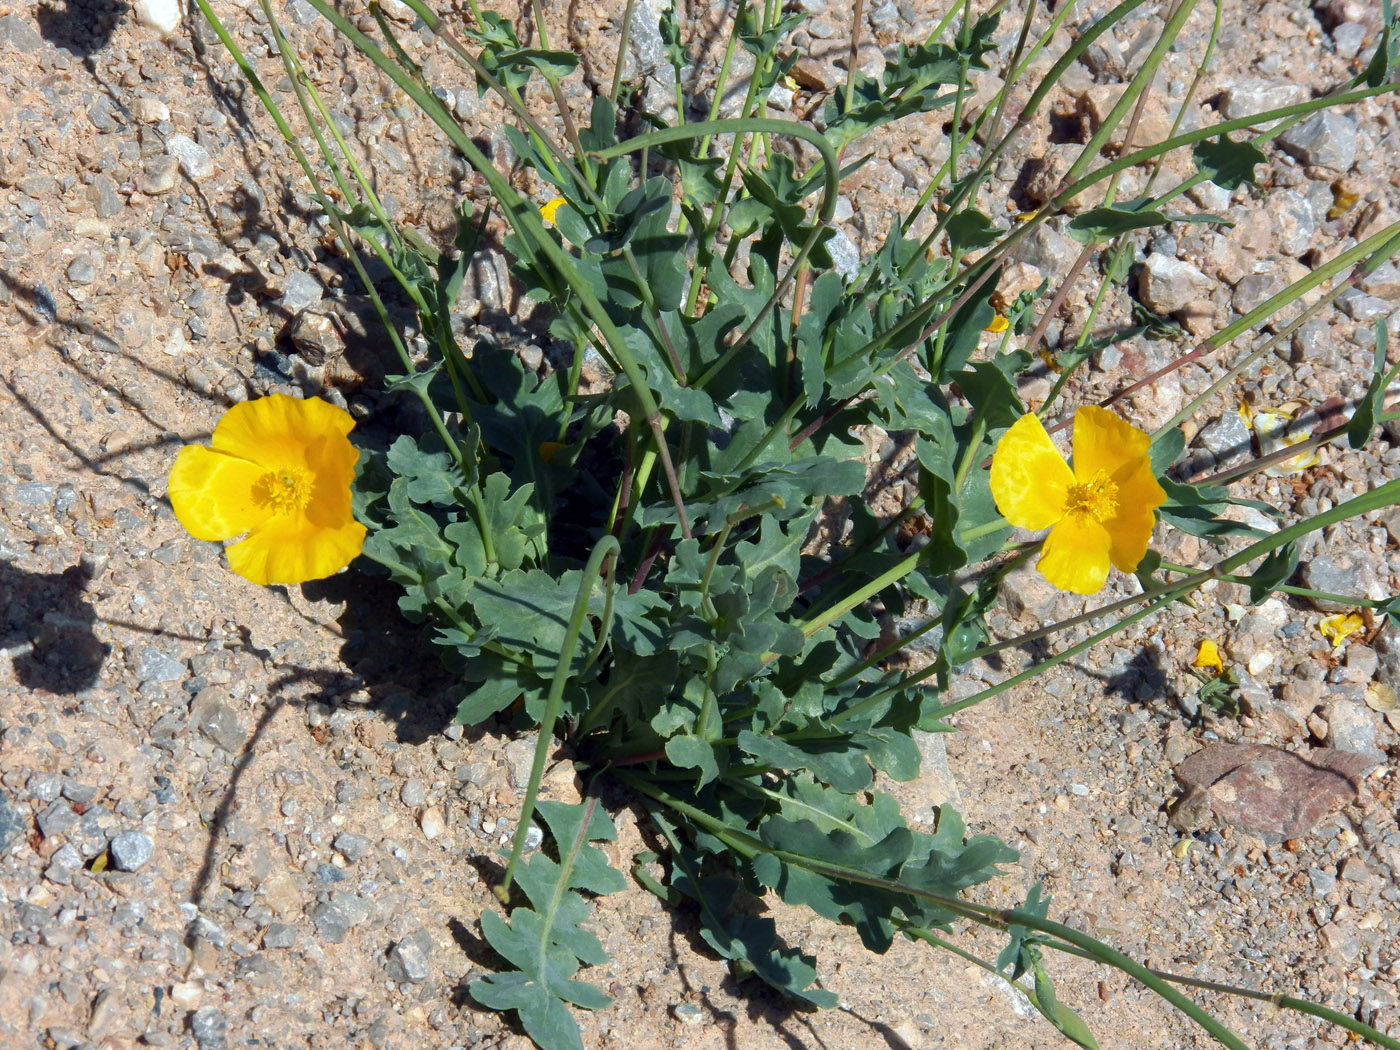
[196,0,1400,1047]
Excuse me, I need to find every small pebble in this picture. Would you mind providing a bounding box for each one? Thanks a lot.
[108,830,154,872]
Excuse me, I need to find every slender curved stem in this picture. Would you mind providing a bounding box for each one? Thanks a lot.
[498,536,621,899]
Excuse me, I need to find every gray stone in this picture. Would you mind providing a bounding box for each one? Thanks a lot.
[1012,223,1077,275]
[999,562,1061,621]
[1300,553,1366,612]
[278,272,323,314]
[1360,262,1400,299]
[333,831,371,863]
[1333,21,1367,59]
[61,781,97,804]
[1195,412,1252,463]
[137,647,186,684]
[310,892,371,943]
[504,737,539,790]
[399,779,426,807]
[827,231,861,282]
[262,922,297,949]
[1308,866,1337,895]
[32,283,57,323]
[166,135,214,180]
[1339,293,1392,322]
[37,801,79,838]
[108,830,154,872]
[66,257,96,286]
[189,689,248,752]
[0,791,25,852]
[1139,254,1210,314]
[27,773,64,803]
[1323,701,1383,761]
[189,1006,228,1050]
[1278,112,1358,172]
[138,155,181,195]
[1232,272,1283,314]
[1219,79,1307,122]
[1273,190,1316,256]
[0,14,43,53]
[385,927,433,983]
[16,482,55,506]
[88,99,120,133]
[624,0,677,120]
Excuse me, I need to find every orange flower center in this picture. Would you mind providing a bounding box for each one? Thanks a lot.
[1065,469,1118,522]
[252,468,312,516]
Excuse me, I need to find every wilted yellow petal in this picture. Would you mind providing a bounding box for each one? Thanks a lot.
[1318,613,1365,649]
[1194,638,1225,674]
[990,413,1075,531]
[538,441,566,464]
[540,197,566,226]
[1038,512,1112,595]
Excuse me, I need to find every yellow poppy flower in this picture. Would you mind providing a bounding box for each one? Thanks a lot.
[984,314,1009,333]
[989,407,1166,594]
[540,197,566,226]
[168,394,366,586]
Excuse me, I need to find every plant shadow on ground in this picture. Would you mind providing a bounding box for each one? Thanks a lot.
[0,559,108,694]
[1095,643,1183,713]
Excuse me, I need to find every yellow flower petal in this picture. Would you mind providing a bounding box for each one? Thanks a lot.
[1194,638,1225,674]
[1318,613,1365,649]
[1038,512,1112,595]
[540,197,566,226]
[1102,456,1165,572]
[1071,405,1151,482]
[984,314,1009,333]
[168,445,272,541]
[226,513,367,587]
[212,394,352,468]
[538,441,566,464]
[989,413,1075,530]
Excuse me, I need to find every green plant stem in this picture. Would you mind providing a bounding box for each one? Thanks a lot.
[789,548,924,642]
[498,536,620,900]
[1156,562,1385,609]
[1038,938,1400,1050]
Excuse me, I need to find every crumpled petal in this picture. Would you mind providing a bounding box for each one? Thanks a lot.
[167,445,271,542]
[990,413,1075,530]
[1194,638,1225,674]
[1038,513,1112,595]
[1071,405,1151,482]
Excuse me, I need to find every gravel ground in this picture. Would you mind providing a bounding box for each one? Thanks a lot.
[1,0,1398,1048]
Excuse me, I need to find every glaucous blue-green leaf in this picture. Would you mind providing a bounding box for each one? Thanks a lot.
[1192,135,1266,191]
